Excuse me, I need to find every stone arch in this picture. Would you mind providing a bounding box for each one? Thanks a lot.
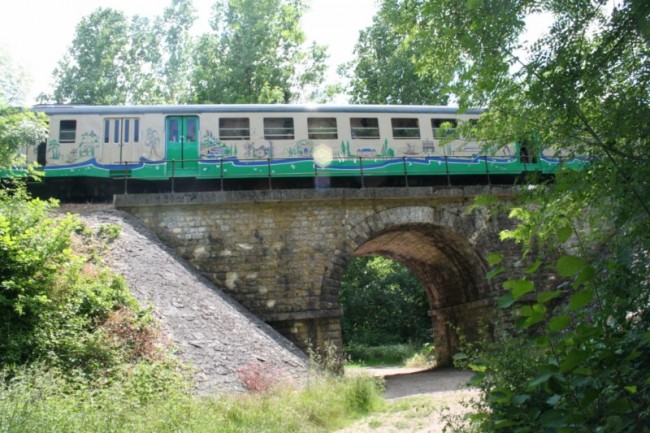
[322,206,495,366]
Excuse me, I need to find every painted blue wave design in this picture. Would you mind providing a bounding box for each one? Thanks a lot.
[42,155,586,174]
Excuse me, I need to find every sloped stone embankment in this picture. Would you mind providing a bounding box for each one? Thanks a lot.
[71,205,309,394]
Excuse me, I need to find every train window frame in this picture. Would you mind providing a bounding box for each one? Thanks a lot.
[350,117,380,139]
[431,118,457,137]
[308,117,338,139]
[264,117,294,140]
[59,120,77,143]
[219,117,250,140]
[391,118,420,139]
[104,118,141,144]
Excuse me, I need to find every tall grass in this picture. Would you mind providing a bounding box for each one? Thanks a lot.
[0,367,385,433]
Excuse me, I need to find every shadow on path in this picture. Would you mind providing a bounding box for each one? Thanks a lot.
[360,367,475,400]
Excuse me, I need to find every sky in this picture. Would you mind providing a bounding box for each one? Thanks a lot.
[0,0,378,105]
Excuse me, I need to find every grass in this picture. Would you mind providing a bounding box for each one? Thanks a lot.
[344,343,435,368]
[0,368,386,433]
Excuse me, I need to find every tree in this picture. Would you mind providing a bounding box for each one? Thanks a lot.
[0,108,47,168]
[341,0,449,105]
[0,53,47,168]
[50,2,197,105]
[155,0,197,103]
[51,8,132,104]
[0,49,30,107]
[190,0,328,103]
[339,256,431,347]
[402,1,650,431]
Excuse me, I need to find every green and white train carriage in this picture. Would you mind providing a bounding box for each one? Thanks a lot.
[28,104,584,184]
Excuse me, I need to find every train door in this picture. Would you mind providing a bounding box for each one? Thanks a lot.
[166,116,199,174]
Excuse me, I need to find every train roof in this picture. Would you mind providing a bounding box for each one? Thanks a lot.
[32,104,484,116]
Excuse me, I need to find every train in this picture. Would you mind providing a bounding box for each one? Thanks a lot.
[13,104,585,198]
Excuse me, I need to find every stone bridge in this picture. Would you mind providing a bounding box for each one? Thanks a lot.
[114,186,518,365]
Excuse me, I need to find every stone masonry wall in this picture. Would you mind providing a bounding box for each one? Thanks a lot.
[115,186,517,363]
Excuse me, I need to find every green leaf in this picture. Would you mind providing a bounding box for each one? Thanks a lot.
[523,311,545,328]
[537,290,561,304]
[557,225,573,243]
[568,289,593,311]
[468,373,485,386]
[452,352,468,361]
[556,255,586,277]
[573,265,595,288]
[505,279,535,299]
[624,385,637,394]
[560,349,589,372]
[529,373,552,388]
[487,252,504,265]
[493,419,514,428]
[539,409,565,427]
[469,412,488,422]
[525,258,542,274]
[498,293,515,309]
[487,266,505,281]
[624,350,641,361]
[487,390,510,403]
[546,394,562,406]
[548,314,570,332]
[512,393,530,405]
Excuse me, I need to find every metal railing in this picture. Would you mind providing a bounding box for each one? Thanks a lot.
[113,154,571,194]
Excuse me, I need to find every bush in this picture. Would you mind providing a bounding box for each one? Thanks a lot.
[452,182,650,433]
[0,184,176,383]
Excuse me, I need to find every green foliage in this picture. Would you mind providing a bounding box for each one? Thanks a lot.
[456,242,650,432]
[190,0,328,103]
[0,184,174,384]
[0,107,47,169]
[340,256,432,347]
[344,342,422,366]
[51,8,133,104]
[50,1,196,104]
[389,1,650,431]
[341,0,449,105]
[0,365,384,433]
[0,49,29,107]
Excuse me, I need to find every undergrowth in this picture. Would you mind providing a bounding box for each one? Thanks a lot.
[344,342,434,367]
[0,366,385,433]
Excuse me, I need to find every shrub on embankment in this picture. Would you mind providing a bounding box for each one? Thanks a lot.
[0,184,174,383]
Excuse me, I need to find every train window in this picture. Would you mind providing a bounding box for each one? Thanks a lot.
[264,117,294,140]
[134,119,139,143]
[391,118,420,139]
[59,120,77,143]
[114,120,120,143]
[219,118,250,140]
[308,117,338,139]
[104,120,110,143]
[124,119,130,143]
[350,117,379,139]
[186,118,197,142]
[432,118,457,137]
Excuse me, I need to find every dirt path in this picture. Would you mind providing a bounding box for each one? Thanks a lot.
[338,368,479,433]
